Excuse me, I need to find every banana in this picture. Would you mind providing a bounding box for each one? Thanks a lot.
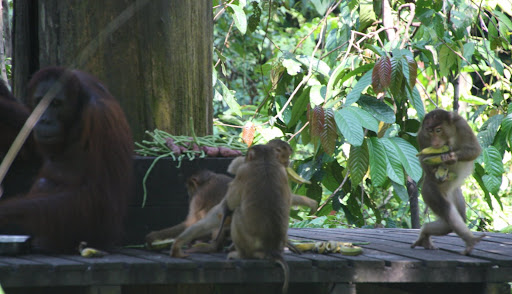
[422,155,444,165]
[293,242,316,252]
[340,245,363,256]
[286,167,311,184]
[416,145,450,156]
[78,242,108,257]
[291,241,364,255]
[434,166,456,182]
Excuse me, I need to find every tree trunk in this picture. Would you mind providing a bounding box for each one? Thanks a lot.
[13,0,213,141]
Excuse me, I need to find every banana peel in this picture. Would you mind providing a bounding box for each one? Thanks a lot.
[292,241,364,256]
[416,145,450,156]
[78,242,108,257]
[147,238,175,250]
[286,167,311,184]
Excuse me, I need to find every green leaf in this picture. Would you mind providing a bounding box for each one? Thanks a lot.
[219,80,242,117]
[477,114,504,147]
[334,108,364,146]
[501,113,512,148]
[381,138,405,185]
[439,44,457,76]
[462,42,475,66]
[282,58,302,76]
[348,142,369,189]
[459,94,490,105]
[482,174,501,195]
[346,69,373,105]
[366,137,388,187]
[345,106,379,133]
[296,55,331,77]
[483,146,505,177]
[390,137,423,182]
[409,86,425,121]
[389,56,403,98]
[228,4,247,35]
[289,87,310,127]
[391,181,409,202]
[357,95,396,124]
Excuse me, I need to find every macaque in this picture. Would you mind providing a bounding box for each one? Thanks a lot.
[412,109,484,255]
[224,144,291,293]
[145,170,232,246]
[228,139,317,212]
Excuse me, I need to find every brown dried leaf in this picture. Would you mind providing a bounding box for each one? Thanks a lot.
[242,122,256,146]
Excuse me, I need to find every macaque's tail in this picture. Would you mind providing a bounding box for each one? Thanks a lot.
[270,252,289,294]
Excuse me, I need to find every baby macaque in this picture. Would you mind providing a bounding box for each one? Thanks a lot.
[412,109,484,255]
[145,170,232,246]
[224,144,291,293]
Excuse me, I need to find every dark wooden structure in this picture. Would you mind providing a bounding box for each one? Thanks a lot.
[0,228,510,294]
[1,157,511,293]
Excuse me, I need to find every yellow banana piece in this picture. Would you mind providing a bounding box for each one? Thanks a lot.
[286,167,311,184]
[416,145,450,156]
[340,245,363,256]
[293,242,316,252]
[422,155,444,165]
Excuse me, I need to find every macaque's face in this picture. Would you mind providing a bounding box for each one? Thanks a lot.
[425,124,448,149]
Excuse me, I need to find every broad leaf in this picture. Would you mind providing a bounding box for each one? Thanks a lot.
[334,108,364,146]
[477,114,503,147]
[296,55,331,77]
[346,69,373,105]
[289,87,310,127]
[391,181,409,202]
[381,138,405,185]
[389,57,403,98]
[219,80,242,117]
[366,137,388,187]
[409,86,425,121]
[348,142,369,189]
[321,108,338,155]
[483,146,505,177]
[346,106,379,133]
[390,137,422,182]
[482,174,501,195]
[228,4,247,35]
[308,105,325,146]
[357,95,396,124]
[439,44,457,76]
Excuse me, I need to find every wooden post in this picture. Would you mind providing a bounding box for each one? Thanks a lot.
[13,1,213,141]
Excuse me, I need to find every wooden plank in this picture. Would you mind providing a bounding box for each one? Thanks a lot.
[358,228,512,263]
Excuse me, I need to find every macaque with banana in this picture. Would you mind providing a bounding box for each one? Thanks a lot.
[412,109,484,255]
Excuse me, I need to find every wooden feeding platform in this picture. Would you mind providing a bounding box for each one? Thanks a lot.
[1,157,511,293]
[0,228,510,294]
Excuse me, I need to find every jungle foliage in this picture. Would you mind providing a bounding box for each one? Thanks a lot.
[212,0,512,231]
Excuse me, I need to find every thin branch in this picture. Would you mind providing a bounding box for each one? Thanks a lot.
[317,170,350,213]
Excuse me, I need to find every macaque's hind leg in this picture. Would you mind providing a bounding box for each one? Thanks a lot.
[444,205,485,255]
[411,219,452,250]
